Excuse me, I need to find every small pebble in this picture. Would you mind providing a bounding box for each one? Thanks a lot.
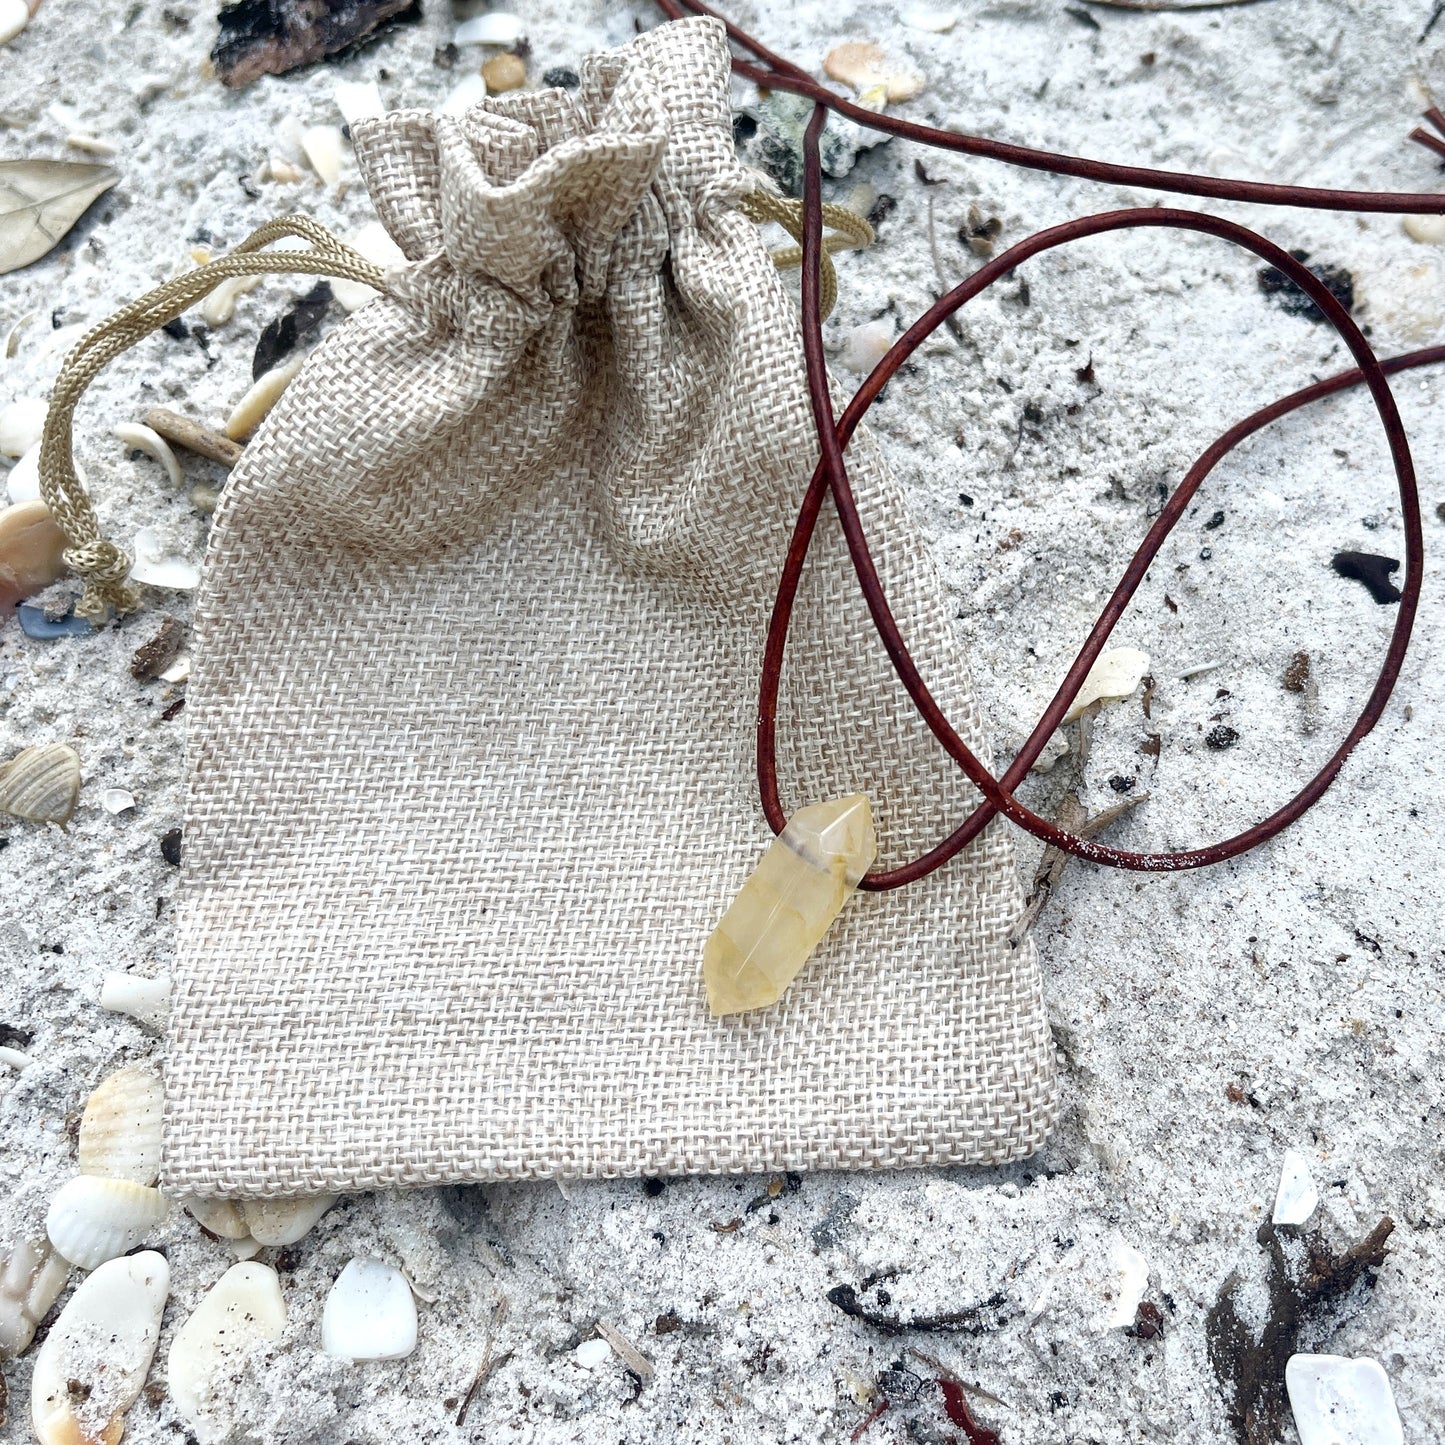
[453,12,522,45]
[161,828,183,865]
[1272,1149,1319,1227]
[822,40,924,102]
[542,65,579,89]
[321,1259,418,1361]
[1286,1354,1403,1445]
[1403,214,1445,244]
[481,51,526,93]
[574,1336,612,1370]
[1204,725,1239,751]
[0,398,47,458]
[17,604,93,639]
[839,319,895,374]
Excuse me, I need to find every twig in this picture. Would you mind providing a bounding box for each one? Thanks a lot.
[594,1320,655,1380]
[850,1399,890,1441]
[827,1283,1014,1336]
[456,1300,510,1426]
[926,193,966,344]
[1080,0,1279,10]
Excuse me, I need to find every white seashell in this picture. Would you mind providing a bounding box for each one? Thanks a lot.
[839,319,895,374]
[1102,1239,1149,1328]
[331,220,407,310]
[301,124,345,186]
[115,422,183,488]
[440,71,488,120]
[159,653,191,684]
[0,1043,32,1069]
[1063,646,1150,723]
[99,971,171,1031]
[0,0,30,47]
[0,1237,71,1359]
[31,1251,168,1445]
[267,156,303,184]
[231,1236,263,1261]
[168,1263,286,1440]
[1403,214,1445,245]
[0,742,81,827]
[902,8,958,31]
[128,527,200,590]
[100,787,135,814]
[242,1194,337,1246]
[334,79,385,127]
[1272,1149,1320,1227]
[66,133,118,157]
[224,354,304,441]
[78,1064,164,1187]
[454,12,522,45]
[321,1258,417,1361]
[5,442,41,503]
[185,1197,250,1240]
[0,397,47,457]
[574,1336,611,1369]
[198,274,261,328]
[1286,1354,1403,1445]
[46,1175,168,1269]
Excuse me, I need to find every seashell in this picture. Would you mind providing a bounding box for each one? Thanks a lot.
[159,653,190,684]
[1285,1354,1403,1445]
[78,1065,164,1187]
[300,124,344,186]
[5,442,41,503]
[31,1250,168,1445]
[0,0,31,47]
[321,1258,417,1361]
[440,71,488,120]
[0,396,47,457]
[65,134,118,158]
[334,78,384,126]
[1273,1148,1319,1227]
[0,498,69,609]
[454,12,522,45]
[46,1175,168,1269]
[114,422,182,488]
[242,1194,337,1246]
[266,156,303,184]
[839,319,895,374]
[0,1043,32,1069]
[99,971,171,1031]
[330,220,407,310]
[822,41,924,103]
[0,742,80,827]
[574,1336,610,1369]
[128,527,200,591]
[100,787,135,814]
[902,7,957,31]
[1102,1239,1149,1329]
[198,273,261,328]
[0,1236,71,1359]
[1062,646,1150,723]
[481,52,526,94]
[168,1262,286,1439]
[225,354,304,441]
[1403,214,1445,245]
[185,1197,250,1240]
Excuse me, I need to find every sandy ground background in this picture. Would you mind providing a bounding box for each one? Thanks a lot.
[2,0,1443,1441]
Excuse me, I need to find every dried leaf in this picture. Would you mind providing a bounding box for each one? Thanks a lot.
[0,160,119,276]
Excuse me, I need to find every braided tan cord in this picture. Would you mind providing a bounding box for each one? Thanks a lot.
[740,190,874,322]
[38,216,386,622]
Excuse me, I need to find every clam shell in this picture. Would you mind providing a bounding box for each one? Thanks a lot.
[46,1176,168,1270]
[184,1197,250,1240]
[78,1065,164,1186]
[0,1237,71,1359]
[168,1262,285,1440]
[242,1194,336,1246]
[0,742,80,826]
[31,1251,168,1445]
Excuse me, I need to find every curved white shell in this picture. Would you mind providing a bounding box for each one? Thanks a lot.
[242,1194,336,1246]
[78,1064,164,1186]
[98,971,171,1031]
[31,1250,168,1445]
[168,1262,286,1440]
[224,354,303,442]
[46,1175,168,1270]
[114,422,182,489]
[184,1197,250,1240]
[0,742,81,826]
[0,1236,71,1359]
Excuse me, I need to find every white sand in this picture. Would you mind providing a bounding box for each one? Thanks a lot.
[2,1,1442,1440]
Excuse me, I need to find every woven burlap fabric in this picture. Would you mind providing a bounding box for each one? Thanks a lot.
[162,17,1056,1196]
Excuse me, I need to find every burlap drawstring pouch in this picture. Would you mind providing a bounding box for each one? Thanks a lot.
[40,17,1055,1196]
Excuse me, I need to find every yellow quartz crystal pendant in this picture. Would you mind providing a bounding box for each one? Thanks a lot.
[704,794,878,1017]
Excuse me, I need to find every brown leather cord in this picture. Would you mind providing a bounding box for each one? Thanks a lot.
[656,0,1436,887]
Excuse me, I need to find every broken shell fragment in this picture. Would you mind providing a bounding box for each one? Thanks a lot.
[0,1237,71,1359]
[168,1262,286,1440]
[0,396,47,457]
[31,1251,168,1445]
[1285,1354,1403,1445]
[99,971,171,1030]
[100,787,135,814]
[1403,214,1445,245]
[225,354,304,441]
[78,1064,164,1187]
[839,319,894,374]
[1063,646,1151,723]
[902,8,958,31]
[453,11,522,45]
[330,220,406,310]
[46,1175,168,1269]
[321,1258,417,1361]
[1272,1149,1320,1227]
[334,78,385,126]
[243,1194,337,1246]
[481,52,526,93]
[822,41,924,103]
[114,423,182,489]
[441,71,488,118]
[185,1198,250,1240]
[0,742,80,826]
[300,124,344,186]
[128,527,200,591]
[198,273,261,328]
[0,499,68,609]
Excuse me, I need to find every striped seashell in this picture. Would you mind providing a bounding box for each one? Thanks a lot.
[0,741,80,826]
[46,1176,168,1270]
[0,1236,71,1359]
[78,1065,164,1186]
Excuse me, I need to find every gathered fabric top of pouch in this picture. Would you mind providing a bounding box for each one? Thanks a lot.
[348,17,758,329]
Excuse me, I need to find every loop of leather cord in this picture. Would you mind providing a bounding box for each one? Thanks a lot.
[38,216,385,622]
